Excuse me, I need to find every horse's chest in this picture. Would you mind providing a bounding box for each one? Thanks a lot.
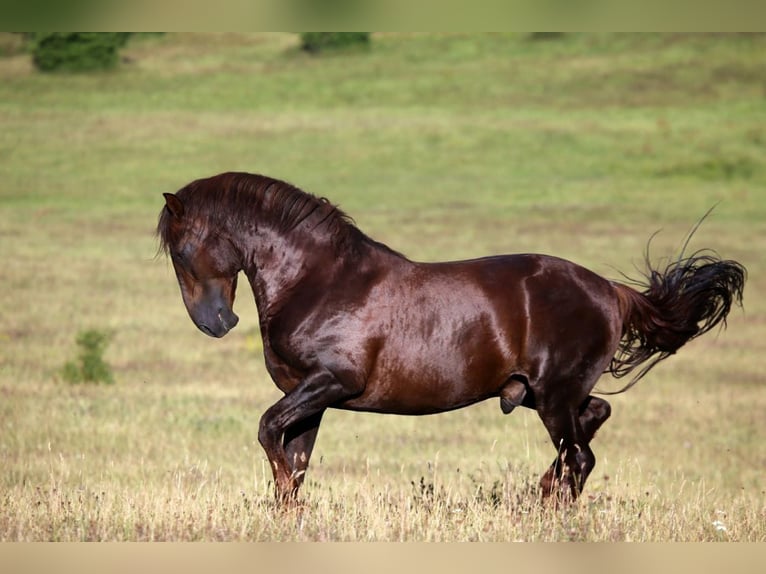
[258,323,308,393]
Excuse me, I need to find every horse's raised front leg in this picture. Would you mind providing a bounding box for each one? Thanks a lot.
[258,369,352,504]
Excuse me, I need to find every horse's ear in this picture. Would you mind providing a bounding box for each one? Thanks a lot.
[163,193,185,218]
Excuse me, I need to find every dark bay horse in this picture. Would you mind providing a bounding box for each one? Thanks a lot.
[157,172,745,503]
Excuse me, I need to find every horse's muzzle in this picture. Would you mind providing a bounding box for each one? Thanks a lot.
[197,308,239,338]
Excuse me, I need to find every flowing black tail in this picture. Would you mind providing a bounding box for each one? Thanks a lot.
[607,247,746,393]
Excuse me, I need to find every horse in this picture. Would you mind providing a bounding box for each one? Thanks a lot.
[157,172,746,503]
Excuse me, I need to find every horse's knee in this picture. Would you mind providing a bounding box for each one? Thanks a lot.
[258,414,280,451]
[257,417,268,446]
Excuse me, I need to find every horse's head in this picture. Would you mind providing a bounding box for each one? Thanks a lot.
[159,192,240,338]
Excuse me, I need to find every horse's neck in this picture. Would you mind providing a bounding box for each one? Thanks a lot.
[239,217,409,321]
[240,225,344,317]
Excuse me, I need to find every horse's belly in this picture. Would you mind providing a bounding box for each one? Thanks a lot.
[337,384,492,415]
[337,352,507,415]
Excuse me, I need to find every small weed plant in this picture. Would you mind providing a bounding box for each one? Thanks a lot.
[61,329,115,385]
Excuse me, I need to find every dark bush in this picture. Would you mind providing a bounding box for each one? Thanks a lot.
[300,33,370,54]
[32,33,131,72]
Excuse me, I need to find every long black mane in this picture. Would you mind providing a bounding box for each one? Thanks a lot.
[157,172,368,255]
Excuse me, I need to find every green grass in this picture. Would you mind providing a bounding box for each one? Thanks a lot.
[1,33,764,540]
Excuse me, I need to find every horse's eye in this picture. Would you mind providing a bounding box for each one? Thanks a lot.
[174,244,194,265]
[173,250,189,267]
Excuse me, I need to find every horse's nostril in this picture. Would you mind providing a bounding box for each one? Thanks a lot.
[199,324,215,337]
[217,309,239,330]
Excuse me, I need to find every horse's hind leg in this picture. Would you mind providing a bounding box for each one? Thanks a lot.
[579,396,611,442]
[537,408,592,500]
[538,395,611,500]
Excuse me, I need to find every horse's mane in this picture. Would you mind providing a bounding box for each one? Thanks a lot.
[157,172,366,255]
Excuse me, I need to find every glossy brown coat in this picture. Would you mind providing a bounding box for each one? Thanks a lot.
[158,172,745,502]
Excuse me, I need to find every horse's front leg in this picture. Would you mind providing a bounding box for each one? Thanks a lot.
[282,411,324,494]
[258,369,353,504]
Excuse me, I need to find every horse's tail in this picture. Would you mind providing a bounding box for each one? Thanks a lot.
[606,249,745,393]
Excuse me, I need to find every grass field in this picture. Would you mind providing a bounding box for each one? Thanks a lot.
[1,33,764,541]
